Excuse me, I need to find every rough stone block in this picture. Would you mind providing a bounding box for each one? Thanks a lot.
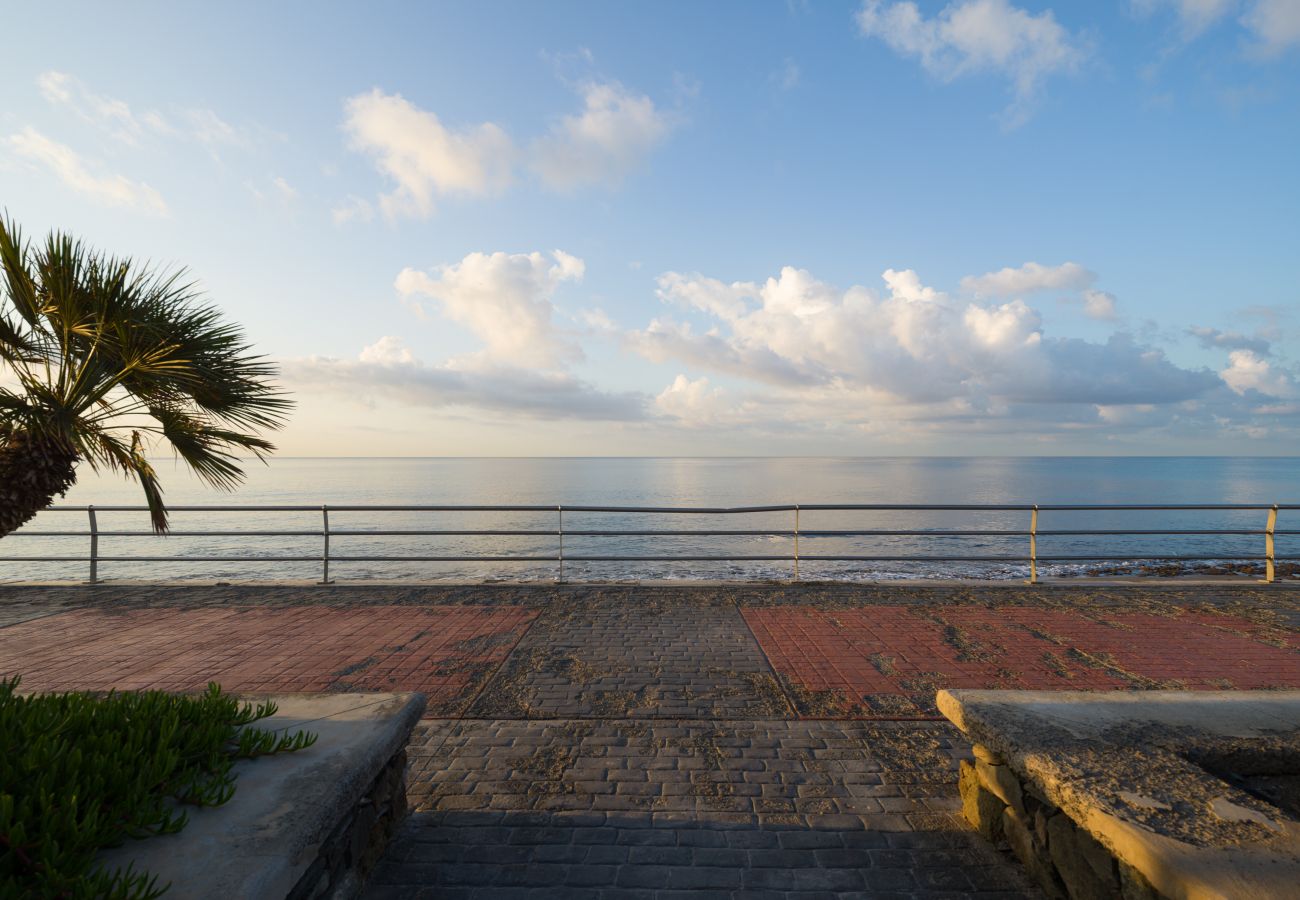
[958,759,1005,843]
[1047,811,1119,900]
[976,759,1025,815]
[1119,860,1162,900]
[1033,806,1050,846]
[1002,807,1065,900]
[971,743,1005,765]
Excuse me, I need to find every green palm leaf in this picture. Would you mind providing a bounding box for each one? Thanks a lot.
[0,213,290,537]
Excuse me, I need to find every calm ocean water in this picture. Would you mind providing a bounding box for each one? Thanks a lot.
[3,457,1298,583]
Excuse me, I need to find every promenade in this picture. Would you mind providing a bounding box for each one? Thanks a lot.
[3,583,1298,898]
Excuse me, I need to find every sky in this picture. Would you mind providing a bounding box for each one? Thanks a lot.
[2,0,1298,456]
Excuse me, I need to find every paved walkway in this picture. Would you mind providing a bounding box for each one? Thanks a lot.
[2,583,1297,897]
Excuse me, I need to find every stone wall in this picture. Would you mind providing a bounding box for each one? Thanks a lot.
[958,743,1161,900]
[288,749,409,900]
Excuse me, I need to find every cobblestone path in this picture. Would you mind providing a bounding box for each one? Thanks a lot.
[367,720,1035,899]
[2,583,1297,897]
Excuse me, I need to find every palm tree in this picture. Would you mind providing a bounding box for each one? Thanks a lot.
[0,216,290,538]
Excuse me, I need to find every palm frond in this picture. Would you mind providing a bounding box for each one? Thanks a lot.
[0,217,287,529]
[0,215,42,325]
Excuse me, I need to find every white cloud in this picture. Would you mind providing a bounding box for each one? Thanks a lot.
[1096,403,1157,424]
[4,127,168,215]
[855,0,1088,124]
[358,335,417,365]
[36,70,246,150]
[774,58,802,90]
[1132,0,1237,38]
[342,89,516,219]
[1188,325,1271,355]
[1082,289,1118,320]
[627,265,1215,416]
[531,81,673,189]
[394,250,585,368]
[1220,349,1298,397]
[961,260,1095,296]
[1242,0,1300,55]
[654,375,735,426]
[37,71,169,145]
[183,108,248,151]
[331,195,375,225]
[342,77,674,215]
[284,337,645,421]
[250,175,298,204]
[272,176,297,201]
[1135,0,1300,54]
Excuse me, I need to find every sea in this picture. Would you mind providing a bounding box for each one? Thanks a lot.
[2,457,1298,584]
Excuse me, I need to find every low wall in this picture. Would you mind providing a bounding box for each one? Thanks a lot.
[96,692,427,900]
[288,748,409,900]
[958,746,1160,899]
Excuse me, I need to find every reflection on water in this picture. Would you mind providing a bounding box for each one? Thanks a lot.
[3,457,1298,583]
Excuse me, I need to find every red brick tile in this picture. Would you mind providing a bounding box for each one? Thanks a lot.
[0,605,536,717]
[743,606,1300,719]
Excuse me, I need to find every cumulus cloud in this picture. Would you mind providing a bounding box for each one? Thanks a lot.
[284,337,645,421]
[854,0,1088,123]
[654,375,737,426]
[284,247,650,423]
[961,261,1095,296]
[4,127,168,215]
[1082,289,1118,320]
[394,250,586,368]
[343,89,516,219]
[343,78,674,214]
[627,265,1216,418]
[1220,349,1298,397]
[530,81,673,189]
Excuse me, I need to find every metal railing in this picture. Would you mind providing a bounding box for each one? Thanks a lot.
[2,503,1297,585]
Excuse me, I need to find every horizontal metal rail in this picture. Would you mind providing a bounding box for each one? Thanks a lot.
[1,503,1295,585]
[15,503,1300,511]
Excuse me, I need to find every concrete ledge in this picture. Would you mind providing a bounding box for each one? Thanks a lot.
[97,692,426,900]
[939,690,1300,900]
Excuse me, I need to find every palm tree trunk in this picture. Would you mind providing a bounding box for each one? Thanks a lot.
[0,429,79,538]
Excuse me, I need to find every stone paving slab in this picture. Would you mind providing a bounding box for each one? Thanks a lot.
[365,719,1037,898]
[0,605,535,716]
[4,585,1296,896]
[466,602,792,719]
[744,605,1300,717]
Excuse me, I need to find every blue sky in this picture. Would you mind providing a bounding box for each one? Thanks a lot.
[2,0,1298,455]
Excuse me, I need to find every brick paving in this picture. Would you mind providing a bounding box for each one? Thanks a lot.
[743,605,1300,717]
[0,605,536,716]
[467,602,791,719]
[367,720,1035,899]
[2,584,1297,897]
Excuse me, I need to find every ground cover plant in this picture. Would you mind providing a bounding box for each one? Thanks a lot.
[0,677,315,899]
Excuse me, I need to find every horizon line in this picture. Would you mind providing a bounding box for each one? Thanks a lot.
[145,454,1300,461]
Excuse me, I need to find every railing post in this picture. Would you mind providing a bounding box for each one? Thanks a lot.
[793,505,800,582]
[557,506,565,584]
[1026,505,1039,585]
[318,505,333,585]
[1264,504,1278,584]
[86,505,99,585]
